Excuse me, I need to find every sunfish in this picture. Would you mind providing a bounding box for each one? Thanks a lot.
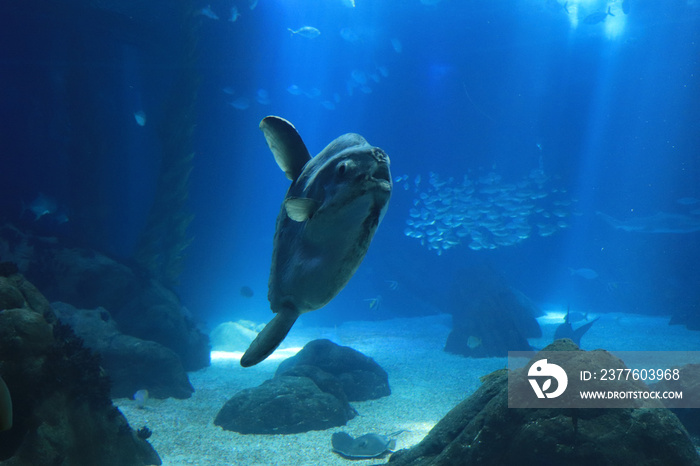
[240,116,392,367]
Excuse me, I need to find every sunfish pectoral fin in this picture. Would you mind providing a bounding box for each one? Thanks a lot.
[240,311,300,367]
[284,197,320,222]
[260,116,311,181]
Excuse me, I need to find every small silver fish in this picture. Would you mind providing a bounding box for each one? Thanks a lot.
[582,6,614,25]
[198,5,219,20]
[364,295,383,311]
[134,110,146,126]
[229,6,240,22]
[240,116,392,366]
[287,26,321,39]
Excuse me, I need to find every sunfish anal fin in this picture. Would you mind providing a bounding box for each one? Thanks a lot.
[240,311,300,367]
[260,116,311,181]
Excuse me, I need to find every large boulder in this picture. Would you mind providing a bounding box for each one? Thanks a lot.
[0,270,161,465]
[214,339,391,435]
[388,339,700,466]
[445,265,542,357]
[52,302,194,399]
[651,363,700,437]
[214,375,356,434]
[0,223,210,371]
[275,339,391,401]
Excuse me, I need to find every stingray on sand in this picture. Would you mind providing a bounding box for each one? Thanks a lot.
[331,430,405,459]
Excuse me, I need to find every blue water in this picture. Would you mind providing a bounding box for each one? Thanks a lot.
[1,0,699,332]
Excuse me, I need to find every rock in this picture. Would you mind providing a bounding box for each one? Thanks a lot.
[0,274,161,465]
[445,265,541,357]
[214,340,387,434]
[276,364,354,412]
[214,375,356,434]
[209,321,257,352]
[650,363,700,437]
[0,271,55,325]
[110,279,210,371]
[52,302,194,399]
[0,277,24,310]
[670,308,700,331]
[388,340,700,466]
[275,339,390,401]
[0,223,210,371]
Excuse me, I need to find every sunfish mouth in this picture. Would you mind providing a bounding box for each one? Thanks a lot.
[372,164,392,191]
[370,149,392,190]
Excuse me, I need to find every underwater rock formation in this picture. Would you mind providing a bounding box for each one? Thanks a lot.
[0,270,161,465]
[214,339,390,435]
[275,339,391,401]
[132,1,199,290]
[650,363,700,437]
[214,375,357,434]
[670,307,700,332]
[445,265,541,357]
[388,339,700,466]
[209,320,259,352]
[52,302,194,399]
[0,223,210,371]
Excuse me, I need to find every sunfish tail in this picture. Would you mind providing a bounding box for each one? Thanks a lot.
[240,311,299,367]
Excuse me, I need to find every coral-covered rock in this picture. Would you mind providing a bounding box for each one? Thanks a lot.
[388,340,699,466]
[0,273,161,465]
[214,375,356,434]
[275,339,390,401]
[0,223,209,371]
[52,302,194,399]
[0,277,24,310]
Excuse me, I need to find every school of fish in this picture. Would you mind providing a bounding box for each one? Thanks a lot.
[399,168,577,254]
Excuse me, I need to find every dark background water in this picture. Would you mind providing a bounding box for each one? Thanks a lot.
[1,0,699,330]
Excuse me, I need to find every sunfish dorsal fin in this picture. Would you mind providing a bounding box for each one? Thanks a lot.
[260,116,311,180]
[284,197,320,222]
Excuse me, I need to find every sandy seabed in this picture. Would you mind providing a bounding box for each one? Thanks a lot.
[115,312,700,466]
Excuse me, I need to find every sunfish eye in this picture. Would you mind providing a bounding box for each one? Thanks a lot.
[336,161,351,176]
